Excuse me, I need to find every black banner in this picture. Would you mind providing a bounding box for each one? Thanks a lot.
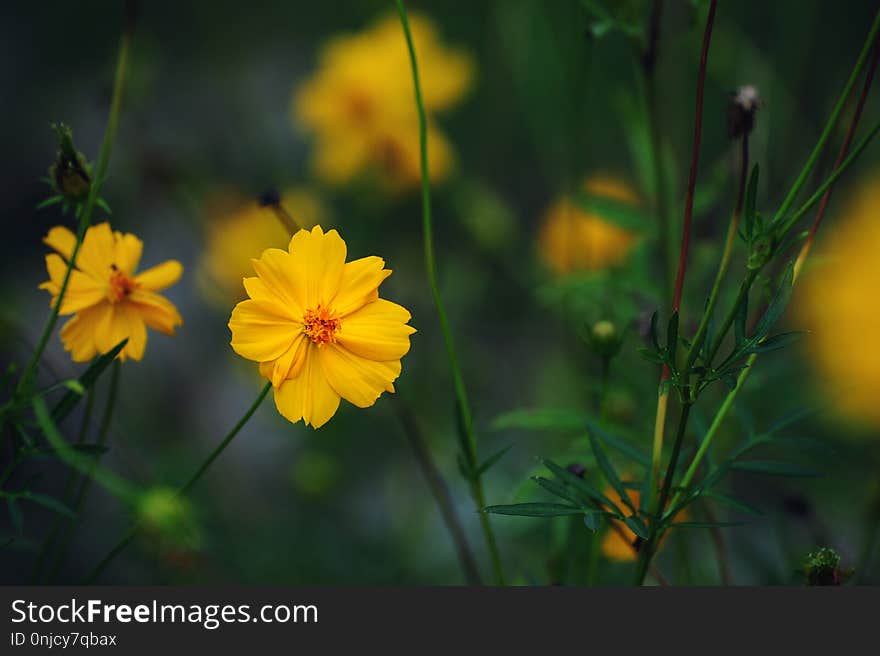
[0,586,875,652]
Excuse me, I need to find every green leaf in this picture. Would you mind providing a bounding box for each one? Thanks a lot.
[36,195,63,210]
[748,331,805,354]
[542,459,616,511]
[51,339,126,423]
[533,476,585,507]
[623,516,649,539]
[476,444,513,476]
[585,428,634,514]
[20,491,76,519]
[649,310,660,351]
[583,513,601,532]
[491,408,584,433]
[731,460,819,477]
[483,503,585,517]
[703,492,765,516]
[63,379,86,395]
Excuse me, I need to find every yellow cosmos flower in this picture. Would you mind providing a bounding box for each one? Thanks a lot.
[198,188,325,303]
[228,225,416,429]
[796,177,880,427]
[39,222,183,362]
[538,177,640,274]
[293,13,473,190]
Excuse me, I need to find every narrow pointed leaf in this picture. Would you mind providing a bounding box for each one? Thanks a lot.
[51,339,127,423]
[483,503,585,517]
[585,427,634,513]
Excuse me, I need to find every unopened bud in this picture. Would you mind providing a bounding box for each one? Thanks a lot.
[48,123,91,200]
[728,85,760,138]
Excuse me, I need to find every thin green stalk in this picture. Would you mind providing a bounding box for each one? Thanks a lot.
[683,135,749,379]
[777,120,880,237]
[85,382,272,583]
[14,10,134,399]
[772,8,880,225]
[43,360,120,582]
[669,354,755,516]
[395,0,504,585]
[636,401,692,584]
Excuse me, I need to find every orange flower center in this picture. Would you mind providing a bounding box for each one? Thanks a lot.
[344,89,374,125]
[107,264,139,303]
[303,305,341,346]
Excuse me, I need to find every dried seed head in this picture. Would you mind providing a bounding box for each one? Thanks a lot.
[728,85,761,138]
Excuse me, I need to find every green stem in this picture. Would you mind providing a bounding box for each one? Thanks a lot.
[683,135,749,379]
[14,11,134,399]
[668,354,755,516]
[772,9,880,226]
[636,401,692,585]
[777,120,880,237]
[395,0,504,585]
[43,360,120,582]
[84,382,271,583]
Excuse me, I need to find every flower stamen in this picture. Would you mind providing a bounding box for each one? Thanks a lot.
[303,304,341,346]
[107,263,139,303]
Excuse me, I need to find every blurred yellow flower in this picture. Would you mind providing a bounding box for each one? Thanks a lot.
[797,178,880,427]
[600,486,684,562]
[198,188,325,303]
[228,225,416,429]
[538,177,640,274]
[40,222,183,362]
[293,13,473,190]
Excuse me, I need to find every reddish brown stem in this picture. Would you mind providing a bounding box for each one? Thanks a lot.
[671,0,717,313]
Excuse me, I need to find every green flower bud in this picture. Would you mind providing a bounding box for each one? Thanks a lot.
[47,123,92,201]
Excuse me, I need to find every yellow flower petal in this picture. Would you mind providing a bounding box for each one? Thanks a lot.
[273,347,341,428]
[320,344,401,408]
[270,333,309,388]
[228,299,300,362]
[287,225,347,307]
[60,312,100,362]
[40,254,106,314]
[250,248,306,318]
[135,260,183,291]
[332,256,392,316]
[113,231,143,274]
[336,298,415,361]
[76,222,116,277]
[128,289,183,335]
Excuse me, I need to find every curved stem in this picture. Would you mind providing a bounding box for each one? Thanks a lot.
[395,0,504,584]
[84,382,271,583]
[15,5,135,398]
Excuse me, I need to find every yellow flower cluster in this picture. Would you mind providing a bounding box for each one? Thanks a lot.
[538,177,640,274]
[293,14,473,190]
[797,178,880,428]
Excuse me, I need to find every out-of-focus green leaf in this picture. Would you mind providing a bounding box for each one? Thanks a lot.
[492,408,585,432]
